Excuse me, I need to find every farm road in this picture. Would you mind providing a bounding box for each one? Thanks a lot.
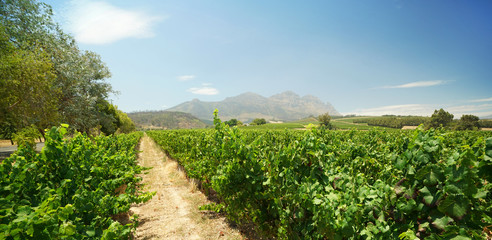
[130,134,243,240]
[0,142,44,159]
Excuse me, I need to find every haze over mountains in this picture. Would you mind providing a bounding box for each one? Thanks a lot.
[166,91,340,122]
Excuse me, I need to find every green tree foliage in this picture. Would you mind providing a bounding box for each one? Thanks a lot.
[116,108,136,133]
[250,118,267,125]
[480,119,492,128]
[317,113,333,129]
[97,101,120,135]
[0,0,118,138]
[0,22,59,140]
[455,114,480,130]
[428,108,454,129]
[224,118,242,127]
[55,51,112,133]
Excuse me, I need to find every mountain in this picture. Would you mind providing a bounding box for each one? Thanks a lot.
[127,111,209,129]
[166,91,340,122]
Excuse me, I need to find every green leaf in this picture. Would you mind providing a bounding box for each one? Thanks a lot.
[399,199,416,213]
[395,157,406,170]
[86,229,96,237]
[419,186,434,205]
[485,137,492,160]
[432,215,453,230]
[326,192,338,201]
[424,144,439,153]
[418,221,430,231]
[444,183,462,195]
[60,221,76,236]
[449,235,471,240]
[26,224,34,236]
[419,165,444,186]
[437,195,468,219]
[472,190,487,199]
[407,165,415,175]
[398,229,418,240]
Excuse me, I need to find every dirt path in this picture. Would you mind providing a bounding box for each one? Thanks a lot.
[130,134,243,240]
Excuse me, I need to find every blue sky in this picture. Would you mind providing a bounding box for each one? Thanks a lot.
[44,0,492,117]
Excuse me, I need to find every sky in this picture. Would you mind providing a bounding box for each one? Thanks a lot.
[43,0,492,118]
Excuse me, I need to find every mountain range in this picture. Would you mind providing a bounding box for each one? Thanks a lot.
[166,91,340,122]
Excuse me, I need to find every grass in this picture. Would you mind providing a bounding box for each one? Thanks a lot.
[331,117,394,130]
[239,116,395,131]
[241,122,305,130]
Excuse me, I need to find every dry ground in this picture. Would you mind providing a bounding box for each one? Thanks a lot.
[0,140,12,147]
[130,134,244,240]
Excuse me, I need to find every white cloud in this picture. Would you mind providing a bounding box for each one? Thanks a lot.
[381,80,446,89]
[187,86,219,95]
[348,104,436,116]
[346,103,492,118]
[469,97,492,103]
[67,0,163,44]
[177,75,196,81]
[446,104,492,117]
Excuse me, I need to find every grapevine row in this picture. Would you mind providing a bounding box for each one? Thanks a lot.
[0,125,154,239]
[148,112,492,239]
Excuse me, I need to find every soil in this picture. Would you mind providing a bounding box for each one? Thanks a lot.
[130,134,244,240]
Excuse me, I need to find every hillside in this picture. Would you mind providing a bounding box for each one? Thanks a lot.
[128,111,209,129]
[166,91,340,122]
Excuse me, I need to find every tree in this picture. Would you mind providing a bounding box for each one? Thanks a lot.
[455,114,480,130]
[97,101,119,135]
[224,119,242,127]
[51,46,112,134]
[116,110,136,134]
[428,109,454,129]
[0,22,59,140]
[318,113,333,129]
[250,118,267,125]
[1,0,117,136]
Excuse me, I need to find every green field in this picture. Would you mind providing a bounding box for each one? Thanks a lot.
[242,122,306,130]
[242,116,395,130]
[332,117,395,130]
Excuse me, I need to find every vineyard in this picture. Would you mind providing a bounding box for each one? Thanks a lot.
[148,111,492,239]
[0,125,154,239]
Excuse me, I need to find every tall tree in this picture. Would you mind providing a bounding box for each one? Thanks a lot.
[428,108,454,129]
[115,109,136,134]
[224,119,242,127]
[318,113,333,129]
[1,0,116,136]
[0,22,59,139]
[455,114,480,130]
